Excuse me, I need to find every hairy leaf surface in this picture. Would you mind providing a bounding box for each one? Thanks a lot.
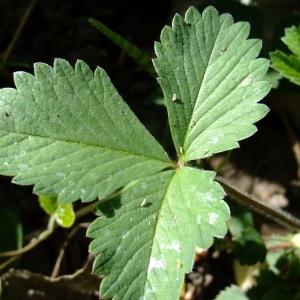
[154,6,270,161]
[88,167,229,300]
[0,59,171,203]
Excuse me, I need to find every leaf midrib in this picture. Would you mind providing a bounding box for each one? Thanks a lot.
[181,15,224,153]
[142,170,179,297]
[0,129,172,164]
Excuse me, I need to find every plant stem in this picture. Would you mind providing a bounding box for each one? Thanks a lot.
[216,176,300,232]
[51,223,89,278]
[0,256,20,272]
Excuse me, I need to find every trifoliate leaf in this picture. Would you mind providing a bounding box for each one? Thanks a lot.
[0,59,171,203]
[153,6,270,161]
[270,26,300,86]
[38,195,75,228]
[214,285,249,300]
[88,167,230,300]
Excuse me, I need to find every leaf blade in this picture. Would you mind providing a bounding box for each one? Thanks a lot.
[154,6,270,161]
[0,59,171,203]
[38,195,75,228]
[282,25,300,58]
[88,167,230,300]
[270,50,300,86]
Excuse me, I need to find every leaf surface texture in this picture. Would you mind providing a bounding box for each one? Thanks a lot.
[88,167,230,300]
[154,6,270,160]
[0,59,170,202]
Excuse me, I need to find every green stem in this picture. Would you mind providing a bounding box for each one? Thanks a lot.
[216,176,300,232]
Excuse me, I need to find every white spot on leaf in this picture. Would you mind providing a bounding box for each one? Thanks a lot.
[210,136,219,144]
[56,172,66,178]
[149,257,165,272]
[196,215,202,224]
[18,163,29,170]
[161,241,181,252]
[208,212,219,225]
[241,76,252,87]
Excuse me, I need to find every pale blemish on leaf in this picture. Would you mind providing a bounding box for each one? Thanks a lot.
[141,198,147,207]
[18,163,29,170]
[196,215,202,224]
[161,241,181,252]
[208,212,219,225]
[149,257,165,272]
[172,93,177,102]
[241,76,253,87]
[56,172,66,178]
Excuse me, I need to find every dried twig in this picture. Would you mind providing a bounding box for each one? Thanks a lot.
[51,223,89,278]
[217,176,300,232]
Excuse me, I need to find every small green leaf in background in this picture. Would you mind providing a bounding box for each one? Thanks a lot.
[228,209,266,265]
[38,195,75,228]
[214,285,249,300]
[270,26,300,85]
[249,249,300,300]
[0,208,23,252]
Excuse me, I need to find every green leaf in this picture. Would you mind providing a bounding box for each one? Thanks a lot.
[282,26,300,58]
[89,18,155,76]
[270,51,300,85]
[88,167,230,300]
[214,285,249,300]
[38,195,75,228]
[153,6,270,161]
[264,70,282,89]
[270,26,300,86]
[0,59,171,203]
[228,209,266,265]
